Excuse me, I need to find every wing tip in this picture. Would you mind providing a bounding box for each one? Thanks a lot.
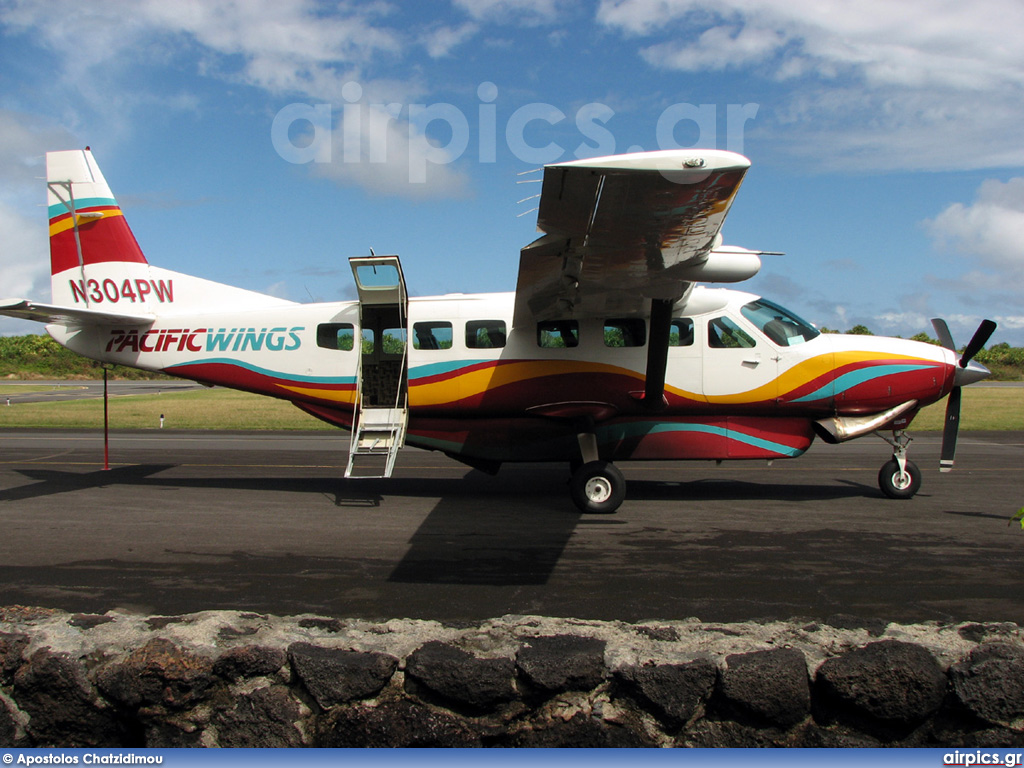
[548,148,750,172]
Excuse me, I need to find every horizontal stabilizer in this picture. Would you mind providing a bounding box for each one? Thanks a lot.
[0,298,154,326]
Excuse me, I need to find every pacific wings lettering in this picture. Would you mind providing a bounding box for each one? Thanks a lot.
[106,327,304,354]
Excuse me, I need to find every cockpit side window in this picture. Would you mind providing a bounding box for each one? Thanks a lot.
[708,316,756,349]
[740,299,820,347]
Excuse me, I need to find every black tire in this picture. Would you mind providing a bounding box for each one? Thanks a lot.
[569,460,626,513]
[878,458,921,499]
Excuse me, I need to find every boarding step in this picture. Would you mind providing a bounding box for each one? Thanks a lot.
[345,407,406,479]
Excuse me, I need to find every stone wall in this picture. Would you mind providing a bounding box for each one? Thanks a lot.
[2,606,1024,747]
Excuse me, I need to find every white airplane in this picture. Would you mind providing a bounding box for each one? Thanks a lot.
[1,148,996,513]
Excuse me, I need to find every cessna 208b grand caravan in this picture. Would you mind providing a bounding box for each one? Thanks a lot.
[1,148,996,513]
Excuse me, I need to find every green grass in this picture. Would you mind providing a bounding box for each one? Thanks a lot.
[911,387,1024,431]
[0,388,333,430]
[0,384,87,394]
[0,384,1020,431]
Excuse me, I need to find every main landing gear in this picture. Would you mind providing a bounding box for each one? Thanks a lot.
[569,428,626,513]
[877,430,922,500]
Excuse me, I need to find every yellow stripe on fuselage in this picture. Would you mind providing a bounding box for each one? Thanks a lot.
[278,350,939,411]
[277,384,356,405]
[406,359,646,407]
[703,350,939,405]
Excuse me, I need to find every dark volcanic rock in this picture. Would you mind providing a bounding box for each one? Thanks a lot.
[95,637,215,710]
[614,658,717,729]
[213,685,305,747]
[815,640,946,739]
[405,641,516,714]
[319,699,482,747]
[950,643,1024,727]
[1,695,20,746]
[0,633,29,682]
[214,645,287,681]
[288,643,397,709]
[503,711,652,747]
[68,614,114,630]
[13,649,121,746]
[716,647,810,729]
[516,635,606,694]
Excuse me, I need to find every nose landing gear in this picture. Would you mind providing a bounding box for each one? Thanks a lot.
[877,430,922,499]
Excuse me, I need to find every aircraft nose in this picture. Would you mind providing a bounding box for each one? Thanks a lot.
[955,358,991,387]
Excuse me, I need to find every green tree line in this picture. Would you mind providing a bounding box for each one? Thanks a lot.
[0,334,168,379]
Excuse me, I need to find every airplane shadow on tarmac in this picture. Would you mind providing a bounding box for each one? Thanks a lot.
[2,460,877,593]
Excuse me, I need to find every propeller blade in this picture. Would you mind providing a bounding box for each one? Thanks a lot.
[940,385,962,473]
[930,318,956,351]
[960,319,997,367]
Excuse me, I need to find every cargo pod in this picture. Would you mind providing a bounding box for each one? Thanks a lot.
[345,255,409,479]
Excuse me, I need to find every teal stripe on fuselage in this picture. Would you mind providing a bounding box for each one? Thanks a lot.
[167,358,355,385]
[600,421,805,457]
[409,360,488,380]
[792,363,930,403]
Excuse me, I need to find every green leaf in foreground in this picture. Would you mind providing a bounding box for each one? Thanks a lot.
[1011,508,1024,530]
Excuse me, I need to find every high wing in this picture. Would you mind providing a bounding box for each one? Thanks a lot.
[513,149,756,327]
[0,298,154,326]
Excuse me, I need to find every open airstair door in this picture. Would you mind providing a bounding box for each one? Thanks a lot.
[345,255,409,479]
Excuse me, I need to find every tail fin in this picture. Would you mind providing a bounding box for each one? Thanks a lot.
[44,148,295,317]
[47,148,153,308]
[48,148,147,272]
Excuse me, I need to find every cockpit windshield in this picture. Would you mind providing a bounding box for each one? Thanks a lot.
[741,298,820,347]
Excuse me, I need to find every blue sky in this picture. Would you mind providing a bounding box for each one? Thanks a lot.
[2,0,1023,344]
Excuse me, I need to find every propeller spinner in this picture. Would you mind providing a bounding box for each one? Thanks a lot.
[930,318,997,472]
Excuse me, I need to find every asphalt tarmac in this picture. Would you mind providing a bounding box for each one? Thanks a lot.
[0,427,1021,625]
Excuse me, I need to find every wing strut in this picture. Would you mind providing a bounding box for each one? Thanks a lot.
[640,298,674,411]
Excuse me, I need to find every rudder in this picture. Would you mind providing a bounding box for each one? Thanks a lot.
[47,148,149,305]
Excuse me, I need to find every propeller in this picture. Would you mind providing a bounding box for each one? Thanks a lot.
[930,318,997,472]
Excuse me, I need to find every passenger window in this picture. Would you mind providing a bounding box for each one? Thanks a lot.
[669,319,694,347]
[413,321,453,350]
[537,320,579,348]
[467,320,506,349]
[604,319,646,347]
[380,327,407,355]
[316,323,355,351]
[708,316,755,349]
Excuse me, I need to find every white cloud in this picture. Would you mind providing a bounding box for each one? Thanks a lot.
[422,22,479,58]
[641,23,787,71]
[311,104,472,200]
[925,178,1024,277]
[2,0,479,199]
[453,0,565,25]
[0,111,78,333]
[596,0,1024,171]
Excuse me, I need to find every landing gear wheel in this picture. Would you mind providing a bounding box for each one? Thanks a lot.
[878,458,921,500]
[570,460,626,514]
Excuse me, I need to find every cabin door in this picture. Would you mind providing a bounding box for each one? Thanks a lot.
[345,255,409,478]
